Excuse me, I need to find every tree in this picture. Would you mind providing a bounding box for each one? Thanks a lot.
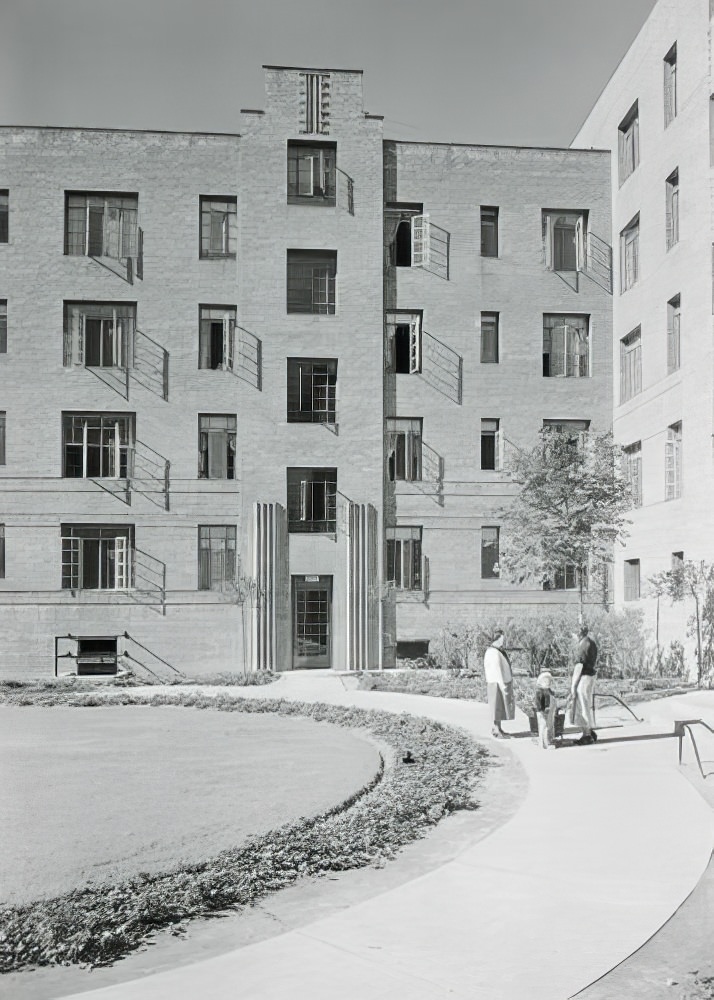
[499,429,632,617]
[649,559,714,686]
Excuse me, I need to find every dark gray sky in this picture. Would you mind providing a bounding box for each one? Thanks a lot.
[0,0,656,147]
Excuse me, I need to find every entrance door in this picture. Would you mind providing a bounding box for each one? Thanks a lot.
[292,576,332,669]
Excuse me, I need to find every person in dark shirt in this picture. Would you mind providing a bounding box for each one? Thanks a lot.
[572,624,598,745]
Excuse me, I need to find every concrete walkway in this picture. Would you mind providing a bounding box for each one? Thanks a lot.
[59,678,714,1000]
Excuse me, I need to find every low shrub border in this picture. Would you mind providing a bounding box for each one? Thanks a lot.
[0,692,488,972]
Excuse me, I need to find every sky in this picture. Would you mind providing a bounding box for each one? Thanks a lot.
[0,0,657,148]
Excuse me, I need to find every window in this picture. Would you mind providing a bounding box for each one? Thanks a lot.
[65,192,138,259]
[672,550,684,571]
[287,250,336,314]
[300,72,330,134]
[63,413,133,478]
[666,170,679,250]
[664,43,677,127]
[0,525,4,578]
[387,418,422,482]
[542,419,589,439]
[481,526,500,579]
[620,215,640,292]
[665,422,682,500]
[0,300,6,353]
[61,524,133,591]
[542,211,586,271]
[623,442,642,507]
[0,412,5,465]
[543,563,587,591]
[63,302,136,368]
[386,526,422,591]
[198,526,237,590]
[543,314,590,377]
[620,328,642,402]
[0,190,7,243]
[618,102,639,184]
[287,142,336,204]
[624,559,641,601]
[480,207,499,257]
[198,415,236,480]
[287,468,337,533]
[199,306,236,370]
[388,313,422,374]
[287,358,337,423]
[480,312,499,364]
[667,295,681,373]
[481,419,500,471]
[200,197,237,258]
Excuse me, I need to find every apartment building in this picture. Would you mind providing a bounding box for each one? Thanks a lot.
[574,0,714,650]
[0,66,612,678]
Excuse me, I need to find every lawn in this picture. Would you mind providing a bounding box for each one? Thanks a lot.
[0,704,381,906]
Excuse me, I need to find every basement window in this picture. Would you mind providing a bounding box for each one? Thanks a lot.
[76,637,118,676]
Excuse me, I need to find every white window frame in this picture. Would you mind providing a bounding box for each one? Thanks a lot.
[666,170,680,251]
[387,418,423,482]
[620,216,640,292]
[63,302,135,369]
[624,442,643,507]
[664,43,677,127]
[618,103,639,185]
[543,211,586,272]
[61,526,133,591]
[386,526,423,591]
[480,419,501,472]
[543,314,590,378]
[301,73,330,135]
[665,422,682,500]
[200,197,237,258]
[198,525,237,591]
[667,295,681,373]
[63,413,133,479]
[620,328,642,403]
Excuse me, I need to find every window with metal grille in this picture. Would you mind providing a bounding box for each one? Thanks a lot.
[620,215,640,292]
[0,190,7,243]
[386,526,422,591]
[387,418,422,482]
[666,170,679,251]
[300,72,330,134]
[618,102,639,185]
[198,414,236,480]
[542,211,586,271]
[198,525,237,590]
[620,328,642,403]
[0,525,4,578]
[287,468,337,533]
[287,358,337,423]
[667,295,681,373]
[543,315,590,377]
[480,312,499,364]
[0,412,5,465]
[61,524,133,591]
[199,305,236,370]
[481,419,500,471]
[624,559,641,601]
[623,442,642,507]
[480,206,499,257]
[63,413,133,478]
[0,300,6,353]
[665,422,682,500]
[664,43,677,127]
[65,192,138,258]
[287,250,336,314]
[287,142,336,204]
[199,197,236,258]
[63,302,136,368]
[481,526,500,579]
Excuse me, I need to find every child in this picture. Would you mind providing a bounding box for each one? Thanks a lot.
[534,671,557,749]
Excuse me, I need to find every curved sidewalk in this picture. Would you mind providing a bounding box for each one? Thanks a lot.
[60,680,714,1000]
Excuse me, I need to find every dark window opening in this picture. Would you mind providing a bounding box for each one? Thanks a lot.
[481,206,499,257]
[77,637,118,676]
[397,640,429,659]
[394,325,411,373]
[395,220,412,267]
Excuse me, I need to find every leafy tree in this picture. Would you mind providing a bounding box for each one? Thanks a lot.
[499,429,632,617]
[649,559,714,686]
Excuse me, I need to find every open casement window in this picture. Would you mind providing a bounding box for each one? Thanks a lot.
[286,250,337,314]
[667,295,681,373]
[286,358,337,423]
[623,442,643,507]
[620,328,642,403]
[65,193,138,259]
[198,525,237,591]
[199,306,236,371]
[287,143,336,204]
[386,313,422,374]
[63,413,133,478]
[198,414,236,480]
[386,526,422,591]
[480,419,501,471]
[481,526,500,579]
[665,422,682,500]
[387,418,423,482]
[624,559,641,601]
[199,197,237,258]
[618,102,639,185]
[0,190,7,243]
[542,211,587,272]
[300,73,330,134]
[664,43,677,127]
[620,216,640,292]
[410,214,449,278]
[63,302,136,369]
[287,467,337,533]
[61,525,133,591]
[666,170,680,251]
[542,315,590,377]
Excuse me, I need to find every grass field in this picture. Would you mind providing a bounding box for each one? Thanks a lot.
[0,704,381,905]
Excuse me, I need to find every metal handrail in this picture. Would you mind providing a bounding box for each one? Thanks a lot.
[674,720,714,780]
[594,692,643,724]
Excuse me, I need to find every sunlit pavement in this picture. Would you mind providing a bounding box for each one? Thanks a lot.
[59,680,714,1000]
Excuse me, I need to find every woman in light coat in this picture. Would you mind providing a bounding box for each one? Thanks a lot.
[483,628,515,738]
